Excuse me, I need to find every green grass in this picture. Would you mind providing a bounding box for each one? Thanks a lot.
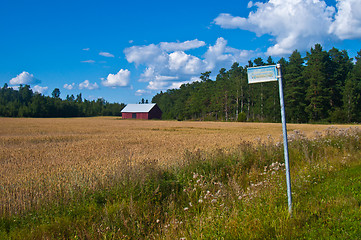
[1,127,361,239]
[293,164,361,239]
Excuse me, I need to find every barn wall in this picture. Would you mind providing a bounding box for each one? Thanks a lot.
[122,113,132,119]
[148,105,162,119]
[137,113,149,119]
[122,112,149,119]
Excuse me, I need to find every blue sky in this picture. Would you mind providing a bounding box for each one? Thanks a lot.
[1,0,361,104]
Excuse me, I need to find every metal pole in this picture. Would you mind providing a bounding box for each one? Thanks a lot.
[276,63,292,216]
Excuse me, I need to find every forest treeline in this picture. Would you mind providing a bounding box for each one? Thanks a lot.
[152,44,361,123]
[0,85,125,117]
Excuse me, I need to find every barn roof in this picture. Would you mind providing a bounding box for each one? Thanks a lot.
[121,103,157,113]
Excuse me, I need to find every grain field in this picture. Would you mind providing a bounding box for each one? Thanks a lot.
[0,117,356,216]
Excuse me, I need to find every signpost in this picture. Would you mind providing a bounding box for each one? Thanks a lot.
[247,64,292,215]
[247,65,278,84]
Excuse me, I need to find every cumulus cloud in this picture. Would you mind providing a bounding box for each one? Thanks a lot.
[125,44,166,66]
[102,69,130,87]
[146,80,171,90]
[135,89,151,96]
[330,0,361,39]
[213,13,248,29]
[214,0,339,55]
[99,52,115,58]
[169,51,202,74]
[32,85,48,94]
[203,37,235,70]
[63,83,75,90]
[124,38,253,91]
[79,80,99,90]
[9,71,41,85]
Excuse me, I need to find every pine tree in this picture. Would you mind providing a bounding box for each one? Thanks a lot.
[284,50,307,122]
[343,50,361,122]
[328,47,353,108]
[304,44,332,121]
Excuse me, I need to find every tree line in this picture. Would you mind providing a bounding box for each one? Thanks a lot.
[152,44,361,123]
[0,85,125,117]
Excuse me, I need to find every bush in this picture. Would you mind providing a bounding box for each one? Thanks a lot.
[237,112,247,122]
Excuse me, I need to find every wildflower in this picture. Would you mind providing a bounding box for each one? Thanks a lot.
[184,207,189,211]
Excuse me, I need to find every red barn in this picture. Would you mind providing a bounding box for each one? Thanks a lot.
[121,103,162,120]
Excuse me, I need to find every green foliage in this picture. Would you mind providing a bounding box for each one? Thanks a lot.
[237,112,247,122]
[0,85,126,117]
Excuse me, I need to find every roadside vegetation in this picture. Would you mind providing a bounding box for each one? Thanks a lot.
[1,126,360,239]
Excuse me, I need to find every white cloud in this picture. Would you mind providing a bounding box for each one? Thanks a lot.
[63,83,75,90]
[32,85,48,94]
[214,0,337,55]
[124,44,167,66]
[124,38,254,91]
[213,13,248,29]
[79,80,99,90]
[169,81,192,89]
[9,71,41,85]
[155,75,179,81]
[135,89,151,96]
[330,0,361,39]
[140,67,155,81]
[147,81,170,90]
[81,60,95,63]
[169,51,203,74]
[160,39,206,52]
[102,69,130,87]
[83,48,90,51]
[99,52,115,57]
[203,37,236,70]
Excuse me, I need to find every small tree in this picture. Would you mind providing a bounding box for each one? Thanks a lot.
[52,88,61,98]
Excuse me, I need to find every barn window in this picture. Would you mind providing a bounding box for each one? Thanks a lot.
[132,113,137,119]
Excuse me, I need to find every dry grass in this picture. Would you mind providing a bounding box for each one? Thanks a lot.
[0,117,357,216]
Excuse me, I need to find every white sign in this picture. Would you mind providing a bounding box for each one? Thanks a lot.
[247,65,278,84]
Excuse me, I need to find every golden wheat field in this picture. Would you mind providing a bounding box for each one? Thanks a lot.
[0,117,357,216]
